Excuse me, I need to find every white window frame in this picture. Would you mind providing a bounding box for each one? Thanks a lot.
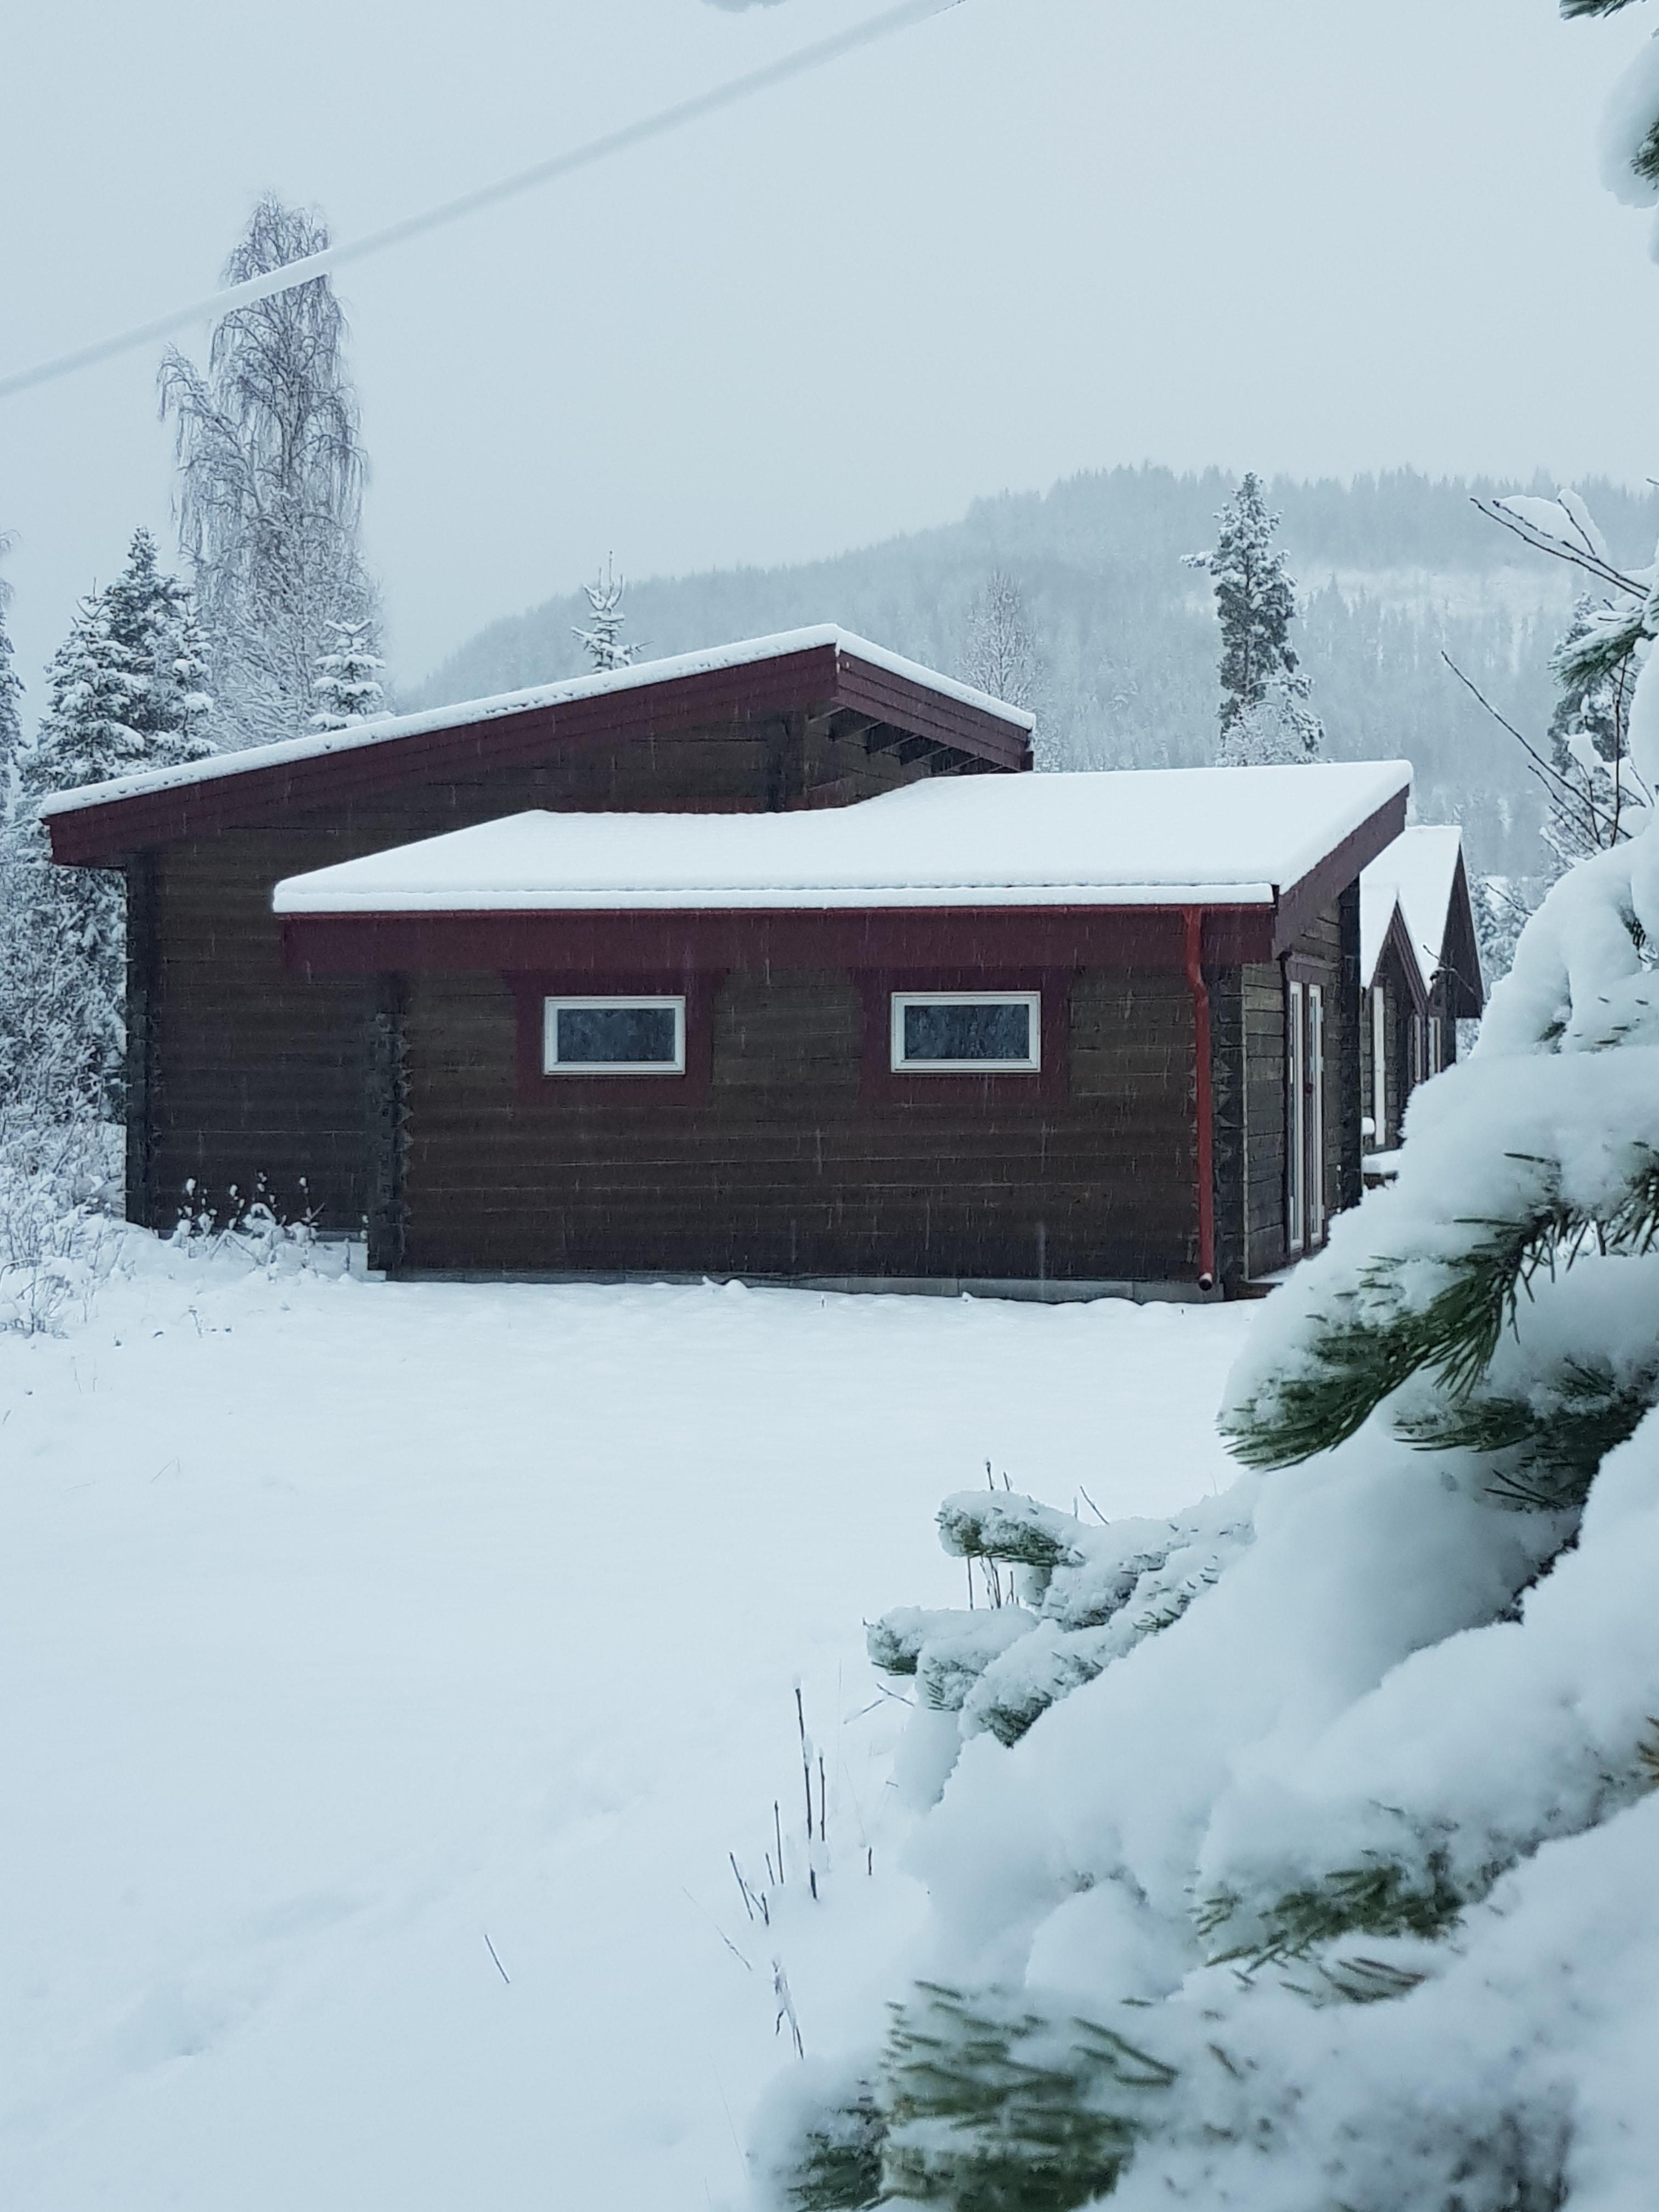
[542,995,686,1076]
[1371,985,1388,1147]
[889,991,1042,1075]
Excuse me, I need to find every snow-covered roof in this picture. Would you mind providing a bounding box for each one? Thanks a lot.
[1360,824,1465,988]
[274,761,1413,915]
[37,627,1036,822]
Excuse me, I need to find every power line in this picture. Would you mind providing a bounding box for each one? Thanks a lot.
[0,0,967,404]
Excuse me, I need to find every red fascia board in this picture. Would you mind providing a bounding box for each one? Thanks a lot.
[281,902,1275,980]
[46,642,1031,867]
[1272,788,1410,953]
[834,652,1031,770]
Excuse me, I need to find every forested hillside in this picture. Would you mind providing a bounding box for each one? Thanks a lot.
[414,466,1659,884]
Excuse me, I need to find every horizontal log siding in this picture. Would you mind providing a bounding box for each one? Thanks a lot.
[129,716,945,1230]
[397,967,1199,1282]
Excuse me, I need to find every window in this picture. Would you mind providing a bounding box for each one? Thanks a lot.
[1370,986,1388,1147]
[543,996,685,1075]
[889,991,1041,1074]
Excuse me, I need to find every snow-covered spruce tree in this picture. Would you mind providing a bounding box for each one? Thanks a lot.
[753,32,1659,2207]
[310,618,386,731]
[572,557,640,673]
[159,195,379,748]
[1,535,213,1114]
[963,570,1040,712]
[1186,472,1323,764]
[0,532,21,800]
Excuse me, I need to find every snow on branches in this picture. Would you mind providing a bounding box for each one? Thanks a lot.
[1186,472,1323,764]
[573,558,641,673]
[159,196,380,749]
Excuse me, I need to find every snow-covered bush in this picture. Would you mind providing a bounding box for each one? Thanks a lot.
[0,1104,120,1334]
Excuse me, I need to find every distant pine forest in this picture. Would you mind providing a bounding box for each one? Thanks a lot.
[411,466,1659,887]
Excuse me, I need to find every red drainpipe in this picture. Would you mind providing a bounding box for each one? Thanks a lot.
[1183,906,1217,1293]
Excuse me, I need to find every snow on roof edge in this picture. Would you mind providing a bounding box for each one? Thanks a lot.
[39,627,1036,821]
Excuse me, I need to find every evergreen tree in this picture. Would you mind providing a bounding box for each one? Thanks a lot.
[573,558,640,673]
[1,537,213,1113]
[159,195,380,748]
[310,619,386,731]
[1187,472,1323,763]
[0,533,21,805]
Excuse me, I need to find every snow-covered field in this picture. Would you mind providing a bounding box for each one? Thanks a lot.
[0,1238,1252,2211]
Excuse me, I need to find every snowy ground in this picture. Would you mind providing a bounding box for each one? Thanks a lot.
[0,1239,1254,2211]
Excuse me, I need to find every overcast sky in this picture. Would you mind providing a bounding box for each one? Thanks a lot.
[3,0,1657,706]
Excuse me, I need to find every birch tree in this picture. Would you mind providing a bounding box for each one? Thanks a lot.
[159,195,379,748]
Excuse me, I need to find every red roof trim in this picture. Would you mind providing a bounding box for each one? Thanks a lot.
[1273,787,1410,952]
[281,903,1277,979]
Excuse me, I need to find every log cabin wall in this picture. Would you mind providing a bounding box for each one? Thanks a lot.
[392,965,1200,1284]
[1212,891,1355,1289]
[125,716,958,1231]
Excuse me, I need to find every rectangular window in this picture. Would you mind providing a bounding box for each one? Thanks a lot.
[890,991,1041,1073]
[1371,986,1387,1146]
[543,996,685,1075]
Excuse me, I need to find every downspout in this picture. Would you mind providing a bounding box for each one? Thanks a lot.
[1183,906,1217,1294]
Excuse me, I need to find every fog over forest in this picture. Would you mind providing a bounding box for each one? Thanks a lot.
[416,464,1658,888]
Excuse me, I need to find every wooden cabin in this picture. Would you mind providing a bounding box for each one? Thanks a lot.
[1358,826,1483,1159]
[44,628,1411,1299]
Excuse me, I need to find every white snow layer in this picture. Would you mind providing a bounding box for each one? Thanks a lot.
[37,626,1035,820]
[1359,820,1464,988]
[0,1243,1252,2211]
[272,761,1412,914]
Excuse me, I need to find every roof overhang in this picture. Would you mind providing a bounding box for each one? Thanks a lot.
[43,630,1034,868]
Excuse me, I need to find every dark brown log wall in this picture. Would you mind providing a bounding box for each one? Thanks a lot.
[394,967,1200,1284]
[126,716,953,1231]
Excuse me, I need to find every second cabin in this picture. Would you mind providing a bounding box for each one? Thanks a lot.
[42,627,1476,1297]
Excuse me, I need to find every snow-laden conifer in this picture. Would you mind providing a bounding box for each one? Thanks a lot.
[309,619,386,731]
[0,533,21,802]
[572,558,640,673]
[159,196,380,747]
[1,535,213,1114]
[1187,472,1323,763]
